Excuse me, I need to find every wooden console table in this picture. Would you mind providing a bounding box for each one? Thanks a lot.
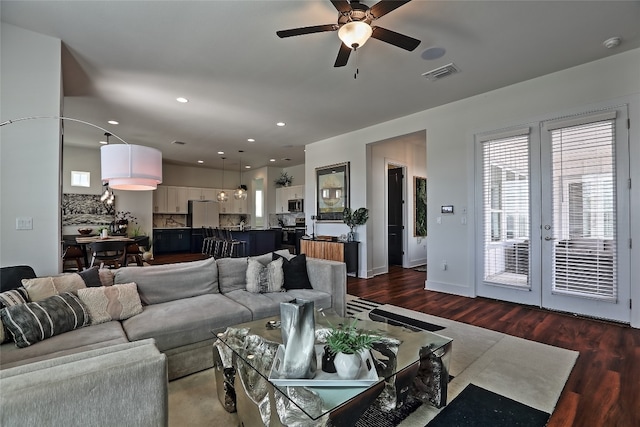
[300,239,359,275]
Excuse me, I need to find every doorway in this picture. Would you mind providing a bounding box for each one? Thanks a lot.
[388,165,404,266]
[475,106,630,323]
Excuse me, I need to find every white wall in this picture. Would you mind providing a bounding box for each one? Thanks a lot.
[0,23,62,275]
[306,48,640,327]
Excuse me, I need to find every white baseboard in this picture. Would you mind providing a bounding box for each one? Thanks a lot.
[425,279,475,298]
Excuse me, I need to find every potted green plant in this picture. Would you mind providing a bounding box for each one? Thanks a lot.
[274,172,293,187]
[325,318,376,379]
[342,207,369,242]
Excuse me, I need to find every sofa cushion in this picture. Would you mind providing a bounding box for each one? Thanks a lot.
[0,321,128,369]
[21,277,57,301]
[223,290,285,319]
[224,289,332,319]
[114,257,219,305]
[51,273,86,294]
[0,288,28,344]
[246,258,284,293]
[77,266,103,287]
[77,283,143,325]
[121,293,252,351]
[273,253,313,290]
[21,274,87,302]
[217,257,249,293]
[1,292,90,348]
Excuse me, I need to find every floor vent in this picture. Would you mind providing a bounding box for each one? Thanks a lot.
[422,63,460,81]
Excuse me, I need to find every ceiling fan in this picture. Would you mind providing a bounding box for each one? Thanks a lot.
[276,0,420,67]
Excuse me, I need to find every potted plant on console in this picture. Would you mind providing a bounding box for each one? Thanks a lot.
[343,207,369,242]
[274,172,293,187]
[325,319,375,379]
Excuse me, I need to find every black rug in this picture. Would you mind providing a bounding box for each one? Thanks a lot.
[369,308,445,332]
[426,384,550,427]
[356,395,423,427]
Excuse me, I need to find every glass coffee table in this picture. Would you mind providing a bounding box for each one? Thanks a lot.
[213,308,452,426]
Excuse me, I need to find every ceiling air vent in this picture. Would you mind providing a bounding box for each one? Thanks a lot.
[422,63,460,81]
[171,141,186,145]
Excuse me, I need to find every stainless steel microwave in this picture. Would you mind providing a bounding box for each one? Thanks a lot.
[288,199,303,213]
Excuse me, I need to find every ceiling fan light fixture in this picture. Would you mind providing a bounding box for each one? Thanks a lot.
[338,21,372,49]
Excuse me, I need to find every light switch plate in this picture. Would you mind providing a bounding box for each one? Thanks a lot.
[16,217,33,230]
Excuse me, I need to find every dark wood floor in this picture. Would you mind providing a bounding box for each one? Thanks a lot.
[151,254,639,426]
[348,266,640,427]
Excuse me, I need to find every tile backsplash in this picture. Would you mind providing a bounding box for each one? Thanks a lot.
[153,214,187,228]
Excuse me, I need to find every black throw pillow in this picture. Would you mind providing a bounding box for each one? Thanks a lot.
[272,253,313,290]
[77,266,103,287]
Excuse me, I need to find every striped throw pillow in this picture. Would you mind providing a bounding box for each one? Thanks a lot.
[0,288,28,343]
[0,292,89,348]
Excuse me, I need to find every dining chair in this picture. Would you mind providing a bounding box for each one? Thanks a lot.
[88,241,127,269]
[62,244,85,272]
[123,243,144,267]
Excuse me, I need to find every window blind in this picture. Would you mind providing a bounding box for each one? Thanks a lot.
[482,133,530,288]
[550,119,617,300]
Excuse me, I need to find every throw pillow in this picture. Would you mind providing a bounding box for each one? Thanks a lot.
[273,253,313,290]
[217,257,249,293]
[78,266,103,287]
[0,288,28,343]
[98,268,115,287]
[0,292,89,348]
[77,282,143,325]
[246,258,284,294]
[52,273,86,294]
[21,277,58,301]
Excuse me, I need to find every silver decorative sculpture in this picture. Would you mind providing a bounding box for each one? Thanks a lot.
[280,299,317,379]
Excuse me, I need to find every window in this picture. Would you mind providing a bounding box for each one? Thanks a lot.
[549,117,617,299]
[481,129,531,288]
[71,171,90,187]
[254,178,264,228]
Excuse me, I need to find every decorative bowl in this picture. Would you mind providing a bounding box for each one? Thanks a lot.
[78,228,93,235]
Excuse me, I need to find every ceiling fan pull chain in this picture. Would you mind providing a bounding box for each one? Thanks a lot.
[354,48,359,79]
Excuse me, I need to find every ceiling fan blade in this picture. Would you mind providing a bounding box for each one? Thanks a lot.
[334,43,352,67]
[371,26,421,51]
[277,24,338,38]
[330,0,352,13]
[370,0,412,19]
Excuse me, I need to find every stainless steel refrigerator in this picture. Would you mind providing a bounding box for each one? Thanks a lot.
[188,200,219,228]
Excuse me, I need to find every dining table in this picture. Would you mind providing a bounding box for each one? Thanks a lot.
[75,235,134,268]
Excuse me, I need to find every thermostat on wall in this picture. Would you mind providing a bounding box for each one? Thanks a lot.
[441,205,454,214]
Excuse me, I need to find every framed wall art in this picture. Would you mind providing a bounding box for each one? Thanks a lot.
[316,161,350,221]
[62,193,115,226]
[414,176,427,236]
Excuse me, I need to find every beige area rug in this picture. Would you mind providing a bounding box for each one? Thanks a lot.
[168,297,578,426]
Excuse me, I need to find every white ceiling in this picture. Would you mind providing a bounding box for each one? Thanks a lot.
[2,1,639,171]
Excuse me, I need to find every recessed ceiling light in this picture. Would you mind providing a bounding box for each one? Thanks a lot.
[245,165,251,169]
[276,122,285,127]
[197,160,204,164]
[176,97,189,103]
[217,151,224,155]
[108,120,119,125]
[270,159,276,162]
[247,138,255,142]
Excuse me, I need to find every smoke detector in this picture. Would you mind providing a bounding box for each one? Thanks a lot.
[422,63,460,81]
[603,37,621,49]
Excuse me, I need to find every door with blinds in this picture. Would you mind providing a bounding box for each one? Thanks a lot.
[476,106,630,322]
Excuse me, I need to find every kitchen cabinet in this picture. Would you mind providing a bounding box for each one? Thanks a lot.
[153,185,189,213]
[153,228,191,254]
[300,239,359,275]
[166,186,188,213]
[186,187,218,201]
[275,185,304,213]
[201,188,218,201]
[153,186,168,213]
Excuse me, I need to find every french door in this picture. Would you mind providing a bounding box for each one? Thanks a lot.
[476,106,630,323]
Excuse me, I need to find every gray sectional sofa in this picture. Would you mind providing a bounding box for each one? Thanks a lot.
[0,250,347,380]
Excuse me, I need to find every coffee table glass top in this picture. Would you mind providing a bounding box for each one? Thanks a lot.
[214,308,452,420]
